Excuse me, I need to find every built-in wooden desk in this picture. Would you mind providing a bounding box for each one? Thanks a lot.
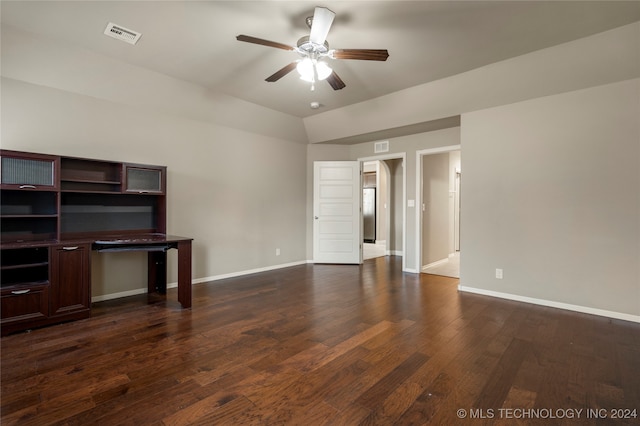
[1,149,193,335]
[92,234,193,308]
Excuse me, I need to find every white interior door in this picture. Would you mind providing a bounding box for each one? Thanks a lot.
[313,161,362,264]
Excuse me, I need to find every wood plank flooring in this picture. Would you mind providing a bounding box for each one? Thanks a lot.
[2,256,639,425]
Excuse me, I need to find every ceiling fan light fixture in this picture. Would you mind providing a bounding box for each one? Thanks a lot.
[315,61,332,80]
[236,6,388,91]
[297,57,332,82]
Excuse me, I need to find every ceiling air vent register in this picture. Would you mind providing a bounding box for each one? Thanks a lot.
[104,22,142,45]
[374,141,389,153]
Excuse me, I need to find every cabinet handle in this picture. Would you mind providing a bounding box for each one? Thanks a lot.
[138,190,149,194]
[19,185,37,189]
[11,289,30,295]
[62,246,79,251]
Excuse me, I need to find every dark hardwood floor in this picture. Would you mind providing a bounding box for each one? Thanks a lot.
[2,256,639,425]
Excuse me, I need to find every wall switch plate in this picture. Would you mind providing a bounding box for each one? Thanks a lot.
[495,268,503,279]
[276,248,280,256]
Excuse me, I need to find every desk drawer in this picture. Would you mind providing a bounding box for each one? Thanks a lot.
[1,283,49,323]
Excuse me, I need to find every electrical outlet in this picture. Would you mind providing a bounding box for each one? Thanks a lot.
[495,268,503,279]
[276,248,280,256]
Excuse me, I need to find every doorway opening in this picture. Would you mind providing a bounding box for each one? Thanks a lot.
[362,160,387,260]
[359,154,406,270]
[417,146,461,278]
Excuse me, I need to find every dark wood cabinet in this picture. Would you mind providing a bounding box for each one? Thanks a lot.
[0,151,59,191]
[60,157,122,193]
[0,151,60,244]
[0,149,178,336]
[1,284,50,326]
[124,164,166,194]
[0,242,91,335]
[0,246,51,334]
[0,190,58,243]
[50,244,90,316]
[0,149,167,243]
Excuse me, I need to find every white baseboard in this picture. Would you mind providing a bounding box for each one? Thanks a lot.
[188,260,308,285]
[458,285,640,324]
[91,260,308,303]
[421,257,449,271]
[387,250,403,256]
[91,288,148,303]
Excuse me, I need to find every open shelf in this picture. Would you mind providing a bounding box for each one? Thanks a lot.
[61,192,159,236]
[1,218,58,243]
[0,247,49,288]
[1,190,57,215]
[60,158,122,193]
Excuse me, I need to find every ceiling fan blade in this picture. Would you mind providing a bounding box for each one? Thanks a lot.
[265,62,297,82]
[309,7,335,45]
[332,49,389,61]
[236,35,294,51]
[326,71,345,90]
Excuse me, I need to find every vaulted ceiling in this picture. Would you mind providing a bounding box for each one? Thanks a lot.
[2,1,639,118]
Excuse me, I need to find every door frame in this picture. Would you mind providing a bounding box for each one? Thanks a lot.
[415,145,461,273]
[358,152,407,272]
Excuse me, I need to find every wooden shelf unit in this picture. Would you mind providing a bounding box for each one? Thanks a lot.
[0,149,171,335]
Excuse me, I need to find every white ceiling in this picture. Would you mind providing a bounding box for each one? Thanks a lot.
[2,1,639,118]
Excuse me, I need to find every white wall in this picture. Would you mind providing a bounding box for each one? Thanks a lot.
[304,22,639,143]
[347,127,462,271]
[3,15,638,319]
[377,161,389,245]
[1,26,307,143]
[1,23,312,299]
[386,159,404,254]
[422,153,450,266]
[460,78,640,320]
[1,77,308,298]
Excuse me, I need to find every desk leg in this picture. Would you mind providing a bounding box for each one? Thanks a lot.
[148,251,167,294]
[177,240,192,309]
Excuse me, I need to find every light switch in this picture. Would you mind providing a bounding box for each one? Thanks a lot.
[408,199,415,207]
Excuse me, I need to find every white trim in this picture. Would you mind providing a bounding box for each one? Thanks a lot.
[358,152,407,273]
[387,250,403,256]
[186,260,308,285]
[458,285,640,324]
[91,287,148,303]
[415,145,461,278]
[91,260,308,303]
[421,257,449,271]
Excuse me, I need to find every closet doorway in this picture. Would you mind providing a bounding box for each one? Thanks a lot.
[418,146,461,278]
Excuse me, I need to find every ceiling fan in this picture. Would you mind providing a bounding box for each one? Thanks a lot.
[236,6,389,91]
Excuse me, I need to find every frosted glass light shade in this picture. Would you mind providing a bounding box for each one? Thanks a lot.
[297,58,332,82]
[315,61,332,80]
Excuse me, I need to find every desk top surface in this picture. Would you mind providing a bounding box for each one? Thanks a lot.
[1,234,193,250]
[92,234,193,245]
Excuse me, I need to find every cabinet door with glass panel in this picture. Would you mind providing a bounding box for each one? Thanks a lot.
[123,164,166,195]
[0,150,59,191]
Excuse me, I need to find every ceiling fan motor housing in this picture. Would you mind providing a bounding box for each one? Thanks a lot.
[297,36,329,55]
[236,6,387,91]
